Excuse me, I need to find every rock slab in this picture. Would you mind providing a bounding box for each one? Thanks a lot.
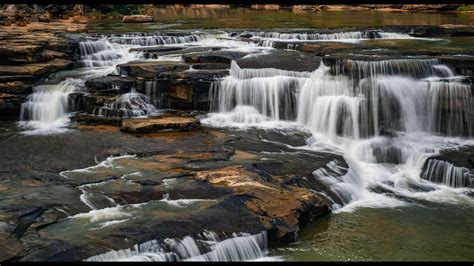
[121,116,201,133]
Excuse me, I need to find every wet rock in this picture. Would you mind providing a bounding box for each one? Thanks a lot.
[122,15,154,23]
[71,114,122,126]
[236,50,321,72]
[121,116,201,133]
[0,58,73,76]
[182,51,249,64]
[117,61,189,78]
[85,76,135,94]
[0,93,26,120]
[195,166,330,242]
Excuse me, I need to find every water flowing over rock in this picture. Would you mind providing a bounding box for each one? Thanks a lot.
[204,55,474,211]
[86,231,274,261]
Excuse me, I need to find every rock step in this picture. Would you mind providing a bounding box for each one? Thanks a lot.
[120,116,201,134]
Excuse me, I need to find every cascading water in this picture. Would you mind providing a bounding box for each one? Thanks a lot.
[85,231,278,261]
[19,78,86,134]
[203,59,474,211]
[92,89,158,118]
[104,32,204,46]
[242,30,425,47]
[242,30,412,41]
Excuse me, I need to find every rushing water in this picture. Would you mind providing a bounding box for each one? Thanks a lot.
[86,231,279,262]
[14,23,474,260]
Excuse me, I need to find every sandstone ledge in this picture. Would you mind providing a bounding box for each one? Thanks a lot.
[120,116,201,134]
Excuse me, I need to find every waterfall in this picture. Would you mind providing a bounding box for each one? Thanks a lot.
[85,231,278,261]
[92,90,158,118]
[104,33,203,46]
[421,159,474,188]
[243,30,412,41]
[19,78,86,134]
[204,58,474,210]
[19,37,145,134]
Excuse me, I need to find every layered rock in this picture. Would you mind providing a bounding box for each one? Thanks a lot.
[0,30,79,119]
[0,120,347,260]
[120,116,201,133]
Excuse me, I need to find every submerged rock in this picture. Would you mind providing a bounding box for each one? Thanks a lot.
[120,116,201,133]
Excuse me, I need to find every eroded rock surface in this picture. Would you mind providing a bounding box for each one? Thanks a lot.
[0,121,346,261]
[121,116,201,133]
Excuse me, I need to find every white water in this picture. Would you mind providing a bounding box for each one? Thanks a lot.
[242,30,437,47]
[203,59,474,212]
[19,78,86,135]
[19,30,421,135]
[86,231,280,261]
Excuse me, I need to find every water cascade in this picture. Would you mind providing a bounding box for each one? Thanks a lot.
[19,78,86,134]
[203,59,474,211]
[92,89,158,118]
[86,231,277,261]
[104,32,203,46]
[243,30,418,47]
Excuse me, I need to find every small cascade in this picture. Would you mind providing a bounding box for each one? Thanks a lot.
[79,41,112,56]
[104,33,203,46]
[86,231,276,262]
[243,30,411,41]
[20,37,144,133]
[92,90,158,118]
[19,78,85,134]
[209,61,308,122]
[204,56,474,211]
[334,58,451,79]
[421,158,474,188]
[246,30,416,47]
[78,40,140,69]
[427,80,473,136]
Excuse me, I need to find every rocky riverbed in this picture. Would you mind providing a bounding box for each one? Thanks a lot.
[0,120,346,261]
[1,6,474,261]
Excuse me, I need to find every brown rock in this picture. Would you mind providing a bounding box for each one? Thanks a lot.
[121,116,201,133]
[195,166,330,241]
[0,58,73,76]
[122,15,154,23]
[37,14,50,23]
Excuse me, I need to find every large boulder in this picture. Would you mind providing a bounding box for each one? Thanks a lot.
[122,15,154,23]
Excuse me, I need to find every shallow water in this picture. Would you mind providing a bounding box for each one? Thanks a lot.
[272,203,474,261]
[87,8,474,32]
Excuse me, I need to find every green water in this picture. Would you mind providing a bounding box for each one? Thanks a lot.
[271,204,474,261]
[86,8,474,32]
